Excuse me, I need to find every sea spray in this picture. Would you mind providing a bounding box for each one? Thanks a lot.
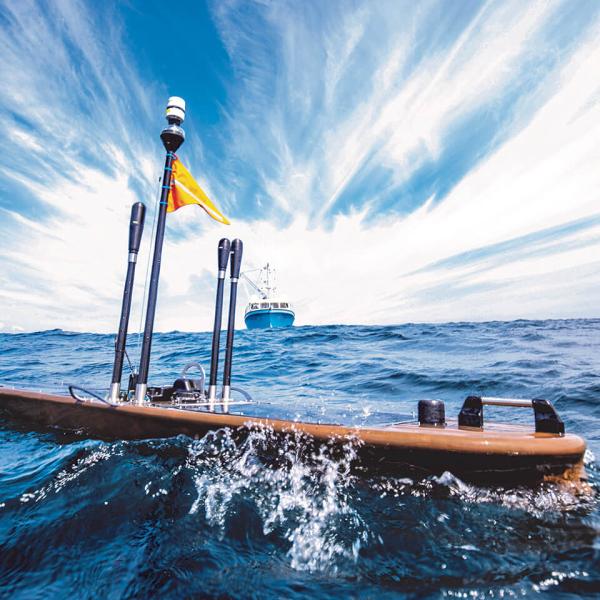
[186,425,370,572]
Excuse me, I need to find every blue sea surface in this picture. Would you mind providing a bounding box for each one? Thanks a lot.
[0,319,599,598]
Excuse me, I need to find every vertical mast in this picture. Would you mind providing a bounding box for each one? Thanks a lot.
[135,97,186,404]
[109,201,146,402]
[208,238,231,410]
[221,239,243,412]
[265,263,270,297]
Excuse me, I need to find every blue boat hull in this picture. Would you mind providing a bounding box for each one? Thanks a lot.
[245,309,295,329]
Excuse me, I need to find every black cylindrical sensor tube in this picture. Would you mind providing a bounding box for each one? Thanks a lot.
[208,238,231,407]
[110,202,146,401]
[221,239,243,410]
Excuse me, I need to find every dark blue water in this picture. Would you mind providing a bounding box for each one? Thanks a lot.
[1,320,599,598]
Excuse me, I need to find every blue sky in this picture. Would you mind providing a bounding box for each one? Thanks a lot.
[0,0,599,332]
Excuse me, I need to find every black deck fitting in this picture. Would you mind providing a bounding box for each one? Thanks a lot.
[458,395,484,428]
[532,398,565,434]
[418,399,446,426]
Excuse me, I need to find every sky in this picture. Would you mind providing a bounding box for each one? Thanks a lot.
[0,0,599,333]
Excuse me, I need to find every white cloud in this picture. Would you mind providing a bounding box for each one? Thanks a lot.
[0,0,599,336]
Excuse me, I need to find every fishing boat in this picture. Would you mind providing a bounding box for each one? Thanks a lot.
[242,264,295,329]
[0,97,588,486]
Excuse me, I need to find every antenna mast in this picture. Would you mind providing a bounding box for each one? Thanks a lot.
[135,97,186,404]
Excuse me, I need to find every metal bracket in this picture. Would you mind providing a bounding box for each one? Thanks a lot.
[531,398,565,434]
[458,395,484,428]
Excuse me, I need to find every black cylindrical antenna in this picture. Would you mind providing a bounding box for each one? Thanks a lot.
[109,202,146,402]
[135,97,186,404]
[221,238,243,412]
[208,238,231,410]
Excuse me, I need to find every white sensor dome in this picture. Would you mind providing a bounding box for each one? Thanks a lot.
[165,96,186,123]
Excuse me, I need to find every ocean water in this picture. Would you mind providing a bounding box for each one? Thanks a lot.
[0,319,599,598]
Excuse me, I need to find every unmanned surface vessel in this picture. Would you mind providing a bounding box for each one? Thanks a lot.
[0,97,587,486]
[0,386,586,485]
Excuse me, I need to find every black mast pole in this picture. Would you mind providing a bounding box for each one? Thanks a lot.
[135,97,186,404]
[109,201,146,402]
[208,238,231,410]
[221,238,243,412]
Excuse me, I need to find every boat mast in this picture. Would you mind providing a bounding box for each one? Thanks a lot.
[135,97,186,404]
[264,263,270,297]
[262,263,277,299]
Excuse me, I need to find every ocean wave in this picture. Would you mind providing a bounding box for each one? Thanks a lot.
[1,319,600,597]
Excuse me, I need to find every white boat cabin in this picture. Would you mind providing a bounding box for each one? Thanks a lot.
[245,299,292,313]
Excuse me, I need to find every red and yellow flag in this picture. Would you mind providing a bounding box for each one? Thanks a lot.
[167,157,230,225]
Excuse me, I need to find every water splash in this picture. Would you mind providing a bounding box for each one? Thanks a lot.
[18,443,119,505]
[369,468,597,520]
[186,425,370,572]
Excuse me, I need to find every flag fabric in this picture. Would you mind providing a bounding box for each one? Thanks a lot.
[167,156,230,225]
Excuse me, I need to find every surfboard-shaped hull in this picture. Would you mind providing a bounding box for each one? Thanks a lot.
[0,387,586,485]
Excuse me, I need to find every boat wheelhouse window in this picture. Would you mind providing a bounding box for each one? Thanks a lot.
[260,302,269,309]
[271,302,279,308]
[280,303,288,308]
[250,303,259,309]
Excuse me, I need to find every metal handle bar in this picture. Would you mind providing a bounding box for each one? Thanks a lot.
[480,396,532,408]
[459,395,564,434]
[180,362,206,395]
[229,386,253,401]
[68,385,118,407]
